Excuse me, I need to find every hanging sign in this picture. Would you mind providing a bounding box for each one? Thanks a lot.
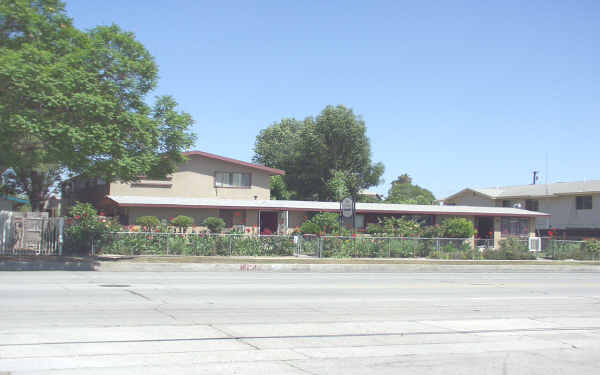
[342,197,353,218]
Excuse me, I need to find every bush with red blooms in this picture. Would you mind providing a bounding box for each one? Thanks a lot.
[64,202,120,255]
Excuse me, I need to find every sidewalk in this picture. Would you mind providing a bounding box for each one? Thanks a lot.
[1,255,599,272]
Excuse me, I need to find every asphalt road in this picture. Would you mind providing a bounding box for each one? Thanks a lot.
[1,271,599,374]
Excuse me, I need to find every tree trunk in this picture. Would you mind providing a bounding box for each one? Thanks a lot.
[29,171,43,211]
[25,170,49,212]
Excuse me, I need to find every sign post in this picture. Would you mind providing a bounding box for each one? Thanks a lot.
[341,197,354,234]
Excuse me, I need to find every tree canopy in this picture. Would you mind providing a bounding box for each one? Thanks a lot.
[254,105,384,201]
[0,0,195,210]
[385,174,436,205]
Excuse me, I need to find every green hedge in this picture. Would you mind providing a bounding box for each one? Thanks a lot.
[96,233,296,256]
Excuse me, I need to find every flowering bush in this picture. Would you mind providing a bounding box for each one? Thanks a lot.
[64,202,121,255]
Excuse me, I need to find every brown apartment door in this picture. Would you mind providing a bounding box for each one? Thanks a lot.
[259,212,278,235]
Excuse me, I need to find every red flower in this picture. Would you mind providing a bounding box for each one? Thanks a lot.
[352,233,357,238]
[99,212,105,216]
[548,231,553,237]
[246,228,251,233]
[75,215,81,220]
[234,211,241,217]
[169,217,174,221]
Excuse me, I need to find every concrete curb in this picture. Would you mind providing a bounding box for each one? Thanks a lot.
[96,262,600,273]
[2,259,599,272]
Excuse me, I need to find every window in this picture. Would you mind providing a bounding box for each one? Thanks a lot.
[502,200,513,208]
[525,199,539,211]
[576,196,592,210]
[215,172,251,188]
[500,217,529,237]
[355,214,365,229]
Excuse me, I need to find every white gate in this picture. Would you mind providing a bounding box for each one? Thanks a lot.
[0,211,63,255]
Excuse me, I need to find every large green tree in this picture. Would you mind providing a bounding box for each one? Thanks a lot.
[254,105,384,201]
[0,0,195,210]
[385,174,436,205]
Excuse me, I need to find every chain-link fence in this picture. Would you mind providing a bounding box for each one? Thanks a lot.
[92,233,479,259]
[538,238,594,260]
[3,226,595,260]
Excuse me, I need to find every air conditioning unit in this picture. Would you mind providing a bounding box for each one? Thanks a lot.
[528,237,541,252]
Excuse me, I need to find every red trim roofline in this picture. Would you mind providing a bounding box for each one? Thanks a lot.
[105,198,549,218]
[182,151,285,175]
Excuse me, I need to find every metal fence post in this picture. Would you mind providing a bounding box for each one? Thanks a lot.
[319,237,322,258]
[229,235,232,256]
[166,232,170,255]
[388,238,391,258]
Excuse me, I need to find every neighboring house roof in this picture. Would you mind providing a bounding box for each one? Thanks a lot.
[359,189,380,197]
[183,151,285,175]
[445,180,600,201]
[107,195,549,218]
[1,194,28,204]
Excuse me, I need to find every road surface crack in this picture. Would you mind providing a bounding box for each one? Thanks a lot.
[209,324,261,350]
[285,361,319,375]
[125,289,151,301]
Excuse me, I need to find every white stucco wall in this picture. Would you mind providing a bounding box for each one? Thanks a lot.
[535,194,600,229]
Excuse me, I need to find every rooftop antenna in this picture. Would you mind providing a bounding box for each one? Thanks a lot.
[532,171,539,185]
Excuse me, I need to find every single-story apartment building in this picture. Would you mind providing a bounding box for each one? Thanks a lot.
[62,150,548,246]
[443,180,600,239]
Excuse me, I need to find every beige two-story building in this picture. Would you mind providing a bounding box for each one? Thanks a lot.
[62,151,284,228]
[444,180,600,239]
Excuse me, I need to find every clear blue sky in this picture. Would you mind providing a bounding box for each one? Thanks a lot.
[66,0,600,199]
